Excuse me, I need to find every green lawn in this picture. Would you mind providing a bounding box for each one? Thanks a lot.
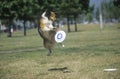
[0,23,120,79]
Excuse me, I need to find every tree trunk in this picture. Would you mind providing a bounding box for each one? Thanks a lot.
[74,15,77,32]
[23,20,26,36]
[8,25,12,37]
[67,15,70,32]
[8,20,12,37]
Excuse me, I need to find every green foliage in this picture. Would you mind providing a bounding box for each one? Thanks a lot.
[0,0,91,34]
[113,0,120,7]
[85,13,93,22]
[0,0,41,20]
[58,0,90,16]
[0,0,90,20]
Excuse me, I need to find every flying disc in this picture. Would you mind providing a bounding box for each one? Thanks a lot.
[103,68,117,72]
[55,30,66,43]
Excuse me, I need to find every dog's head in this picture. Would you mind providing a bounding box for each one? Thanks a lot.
[49,11,56,21]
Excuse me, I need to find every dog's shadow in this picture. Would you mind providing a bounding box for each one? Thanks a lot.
[48,67,72,73]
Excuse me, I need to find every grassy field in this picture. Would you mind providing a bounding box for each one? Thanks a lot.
[0,23,120,79]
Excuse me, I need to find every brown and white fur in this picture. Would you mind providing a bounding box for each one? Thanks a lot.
[39,11,56,31]
[38,11,58,56]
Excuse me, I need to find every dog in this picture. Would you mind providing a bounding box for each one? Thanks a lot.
[38,10,59,56]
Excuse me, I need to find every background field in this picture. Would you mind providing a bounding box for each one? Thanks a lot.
[0,24,120,79]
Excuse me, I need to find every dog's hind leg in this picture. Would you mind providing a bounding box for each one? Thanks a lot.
[47,49,52,56]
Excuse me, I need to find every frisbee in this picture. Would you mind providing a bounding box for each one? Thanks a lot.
[103,68,117,72]
[55,30,66,43]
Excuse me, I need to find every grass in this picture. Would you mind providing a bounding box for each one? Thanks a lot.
[0,23,120,79]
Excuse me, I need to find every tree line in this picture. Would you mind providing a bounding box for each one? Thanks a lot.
[0,0,91,37]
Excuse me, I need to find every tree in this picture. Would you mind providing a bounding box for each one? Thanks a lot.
[0,0,18,37]
[0,0,91,36]
[113,0,120,7]
[15,0,41,36]
[0,0,41,36]
[85,5,94,23]
[39,0,90,32]
[58,0,90,32]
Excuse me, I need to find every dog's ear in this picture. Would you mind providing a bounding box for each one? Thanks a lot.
[49,11,56,21]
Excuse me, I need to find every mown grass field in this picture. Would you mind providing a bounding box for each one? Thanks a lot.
[0,23,120,79]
